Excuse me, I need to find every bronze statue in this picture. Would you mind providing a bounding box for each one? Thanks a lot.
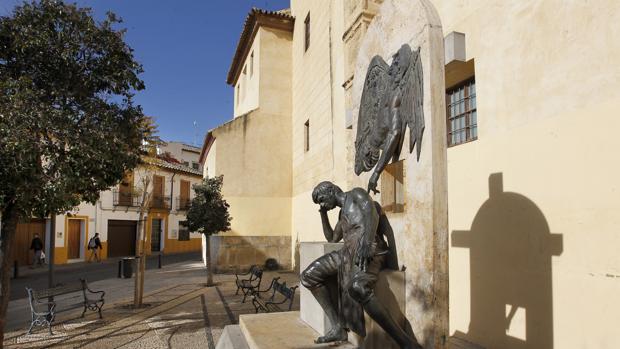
[301,181,421,348]
[355,43,424,194]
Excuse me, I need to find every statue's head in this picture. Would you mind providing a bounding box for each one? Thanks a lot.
[312,181,343,211]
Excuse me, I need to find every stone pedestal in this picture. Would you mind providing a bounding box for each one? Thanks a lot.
[299,242,342,335]
[299,242,408,349]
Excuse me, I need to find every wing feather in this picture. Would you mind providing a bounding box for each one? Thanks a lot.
[355,56,389,175]
[400,46,425,160]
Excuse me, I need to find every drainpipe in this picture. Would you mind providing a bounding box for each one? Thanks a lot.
[167,173,176,253]
[170,173,176,211]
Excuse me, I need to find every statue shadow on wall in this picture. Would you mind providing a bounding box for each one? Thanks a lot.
[451,173,563,349]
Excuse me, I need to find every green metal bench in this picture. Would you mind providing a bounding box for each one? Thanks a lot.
[251,277,298,313]
[26,279,104,335]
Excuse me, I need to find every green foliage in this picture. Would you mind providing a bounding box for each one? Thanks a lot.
[0,0,148,217]
[186,176,232,236]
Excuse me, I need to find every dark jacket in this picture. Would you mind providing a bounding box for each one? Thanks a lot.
[30,237,43,251]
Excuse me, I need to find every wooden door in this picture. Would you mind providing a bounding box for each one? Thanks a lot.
[67,220,81,259]
[152,175,165,208]
[151,218,162,252]
[13,219,46,266]
[180,180,190,210]
[108,220,137,257]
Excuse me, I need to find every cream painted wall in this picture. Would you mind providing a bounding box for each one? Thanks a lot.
[259,26,293,116]
[209,26,293,241]
[234,31,261,117]
[205,140,217,178]
[427,1,620,348]
[290,0,348,256]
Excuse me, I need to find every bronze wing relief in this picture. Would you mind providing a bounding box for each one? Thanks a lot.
[354,44,425,193]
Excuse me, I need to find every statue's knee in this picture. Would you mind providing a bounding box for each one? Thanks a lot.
[300,266,318,289]
[348,280,372,304]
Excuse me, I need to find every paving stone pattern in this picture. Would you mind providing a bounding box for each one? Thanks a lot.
[3,260,300,349]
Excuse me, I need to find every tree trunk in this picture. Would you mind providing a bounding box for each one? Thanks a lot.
[205,235,213,286]
[134,176,150,308]
[0,205,20,348]
[133,209,146,308]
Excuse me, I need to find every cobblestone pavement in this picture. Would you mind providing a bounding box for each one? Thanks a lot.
[3,259,300,349]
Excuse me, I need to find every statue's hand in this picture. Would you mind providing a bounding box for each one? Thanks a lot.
[355,239,376,272]
[367,172,380,194]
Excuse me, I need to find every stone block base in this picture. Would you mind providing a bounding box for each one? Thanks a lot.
[215,325,249,349]
[239,311,356,349]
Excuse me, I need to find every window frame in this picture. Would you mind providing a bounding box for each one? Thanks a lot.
[446,77,477,147]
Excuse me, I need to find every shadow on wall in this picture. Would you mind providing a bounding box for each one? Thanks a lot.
[451,173,563,349]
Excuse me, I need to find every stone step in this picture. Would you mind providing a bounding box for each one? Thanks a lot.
[448,335,486,349]
[216,325,250,349]
[239,311,357,349]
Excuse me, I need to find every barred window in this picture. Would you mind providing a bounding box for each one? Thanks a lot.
[447,78,477,146]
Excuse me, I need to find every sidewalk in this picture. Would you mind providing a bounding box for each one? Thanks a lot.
[3,259,300,348]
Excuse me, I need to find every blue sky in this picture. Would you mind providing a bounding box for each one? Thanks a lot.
[0,0,290,146]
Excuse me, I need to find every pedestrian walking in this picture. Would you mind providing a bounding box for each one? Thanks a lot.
[87,233,103,262]
[29,234,44,268]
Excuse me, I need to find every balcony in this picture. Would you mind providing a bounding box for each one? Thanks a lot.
[150,195,171,210]
[176,197,192,211]
[113,189,140,207]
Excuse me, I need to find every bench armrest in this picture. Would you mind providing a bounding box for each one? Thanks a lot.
[31,301,55,315]
[253,277,280,295]
[85,287,105,299]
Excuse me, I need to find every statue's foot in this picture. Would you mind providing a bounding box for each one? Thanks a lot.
[314,327,348,344]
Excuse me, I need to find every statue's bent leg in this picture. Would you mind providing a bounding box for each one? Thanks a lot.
[300,251,348,343]
[348,264,422,349]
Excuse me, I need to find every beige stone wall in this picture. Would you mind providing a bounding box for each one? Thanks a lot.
[207,25,293,269]
[233,31,261,117]
[289,0,349,261]
[209,235,292,272]
[426,1,620,348]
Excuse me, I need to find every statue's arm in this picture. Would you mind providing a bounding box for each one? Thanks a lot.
[332,218,343,243]
[368,94,403,194]
[319,209,335,242]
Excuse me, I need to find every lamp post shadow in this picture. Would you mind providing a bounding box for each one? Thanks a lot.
[452,173,563,349]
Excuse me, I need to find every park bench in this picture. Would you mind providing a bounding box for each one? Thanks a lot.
[235,265,263,303]
[25,279,105,335]
[250,277,298,313]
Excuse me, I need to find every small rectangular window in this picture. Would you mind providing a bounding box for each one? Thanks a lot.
[304,120,310,152]
[250,51,254,76]
[304,13,310,52]
[178,221,190,241]
[192,162,199,170]
[447,78,477,146]
[381,160,405,213]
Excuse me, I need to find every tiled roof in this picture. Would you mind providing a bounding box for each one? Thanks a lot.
[146,158,202,177]
[226,7,294,85]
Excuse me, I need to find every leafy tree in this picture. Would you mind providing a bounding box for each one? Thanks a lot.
[0,1,147,342]
[186,176,232,286]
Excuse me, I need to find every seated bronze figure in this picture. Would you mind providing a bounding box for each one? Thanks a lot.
[301,181,421,349]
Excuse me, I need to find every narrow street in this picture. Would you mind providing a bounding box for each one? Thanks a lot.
[6,252,202,301]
